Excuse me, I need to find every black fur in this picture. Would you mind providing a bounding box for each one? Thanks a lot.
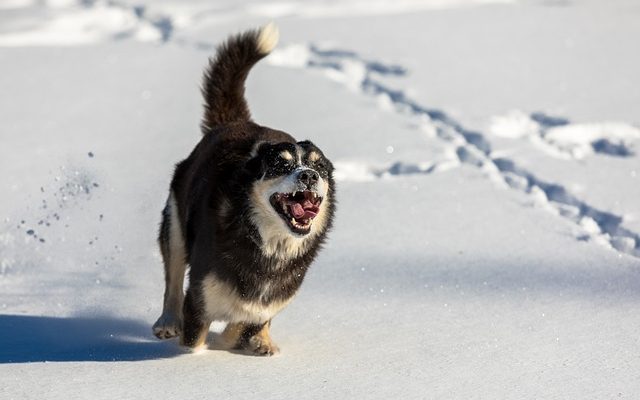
[182,288,208,347]
[201,29,265,131]
[155,26,336,353]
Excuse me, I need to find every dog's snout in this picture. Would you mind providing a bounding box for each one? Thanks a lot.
[298,170,319,188]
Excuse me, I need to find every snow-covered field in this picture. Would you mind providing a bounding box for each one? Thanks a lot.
[1,0,640,398]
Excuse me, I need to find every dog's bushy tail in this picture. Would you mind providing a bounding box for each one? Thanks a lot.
[201,23,279,132]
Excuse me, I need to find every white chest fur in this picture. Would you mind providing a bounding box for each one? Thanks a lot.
[200,274,293,324]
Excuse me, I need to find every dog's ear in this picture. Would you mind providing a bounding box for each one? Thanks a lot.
[297,140,316,151]
[245,142,270,177]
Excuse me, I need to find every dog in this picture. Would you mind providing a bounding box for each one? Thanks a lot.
[152,23,335,356]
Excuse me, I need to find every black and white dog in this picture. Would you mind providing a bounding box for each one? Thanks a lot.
[152,23,335,356]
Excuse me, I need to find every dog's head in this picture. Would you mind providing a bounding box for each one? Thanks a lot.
[247,140,334,258]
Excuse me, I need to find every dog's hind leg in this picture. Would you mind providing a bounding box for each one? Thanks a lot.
[219,320,280,356]
[153,192,187,339]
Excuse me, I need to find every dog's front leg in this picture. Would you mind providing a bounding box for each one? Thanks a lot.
[180,288,211,349]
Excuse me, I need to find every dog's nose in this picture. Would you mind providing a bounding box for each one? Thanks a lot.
[298,170,319,187]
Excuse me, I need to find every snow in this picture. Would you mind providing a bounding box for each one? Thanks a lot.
[0,0,164,46]
[2,0,640,399]
[489,110,640,159]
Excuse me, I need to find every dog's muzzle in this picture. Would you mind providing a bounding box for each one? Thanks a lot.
[269,189,323,235]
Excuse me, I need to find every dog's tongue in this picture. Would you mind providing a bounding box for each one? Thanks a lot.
[289,200,318,219]
[290,203,306,218]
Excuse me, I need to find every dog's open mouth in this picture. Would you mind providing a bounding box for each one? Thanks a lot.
[270,191,322,235]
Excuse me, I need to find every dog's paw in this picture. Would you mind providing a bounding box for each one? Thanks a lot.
[152,312,182,339]
[247,336,280,356]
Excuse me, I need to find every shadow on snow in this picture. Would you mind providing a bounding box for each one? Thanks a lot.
[0,314,186,363]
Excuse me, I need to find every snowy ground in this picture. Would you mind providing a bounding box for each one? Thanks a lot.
[1,0,640,398]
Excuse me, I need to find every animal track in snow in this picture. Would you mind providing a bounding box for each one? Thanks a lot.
[489,110,640,160]
[333,157,460,182]
[0,0,173,47]
[269,43,640,258]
